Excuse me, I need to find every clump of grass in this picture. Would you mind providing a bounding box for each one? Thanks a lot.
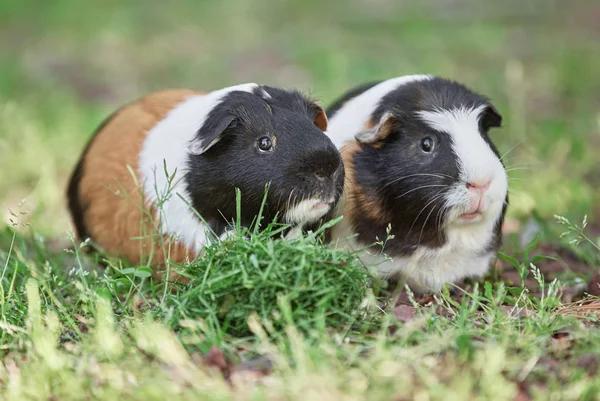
[163,219,371,337]
[555,214,600,267]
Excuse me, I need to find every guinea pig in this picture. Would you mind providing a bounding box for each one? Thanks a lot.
[67,83,344,281]
[325,75,508,293]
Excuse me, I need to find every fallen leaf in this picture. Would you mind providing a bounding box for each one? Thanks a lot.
[587,269,600,296]
[416,293,437,305]
[395,292,436,307]
[434,305,455,319]
[576,355,599,375]
[229,369,266,387]
[393,305,417,323]
[203,346,231,379]
[501,305,536,319]
[78,322,89,334]
[230,356,273,387]
[235,355,273,374]
[537,357,559,372]
[550,332,573,354]
[514,382,531,401]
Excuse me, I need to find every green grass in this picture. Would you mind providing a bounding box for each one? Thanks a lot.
[1,0,600,399]
[164,224,369,338]
[1,214,599,400]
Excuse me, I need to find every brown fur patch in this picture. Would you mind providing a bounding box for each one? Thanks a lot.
[339,141,389,224]
[314,108,328,132]
[355,114,394,149]
[363,118,377,130]
[76,89,205,284]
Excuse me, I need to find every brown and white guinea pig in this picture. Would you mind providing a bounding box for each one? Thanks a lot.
[324,75,508,293]
[67,83,344,280]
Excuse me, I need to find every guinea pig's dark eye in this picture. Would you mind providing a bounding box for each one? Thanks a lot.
[421,137,434,153]
[257,136,273,151]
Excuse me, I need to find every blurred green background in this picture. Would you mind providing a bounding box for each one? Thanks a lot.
[1,0,598,237]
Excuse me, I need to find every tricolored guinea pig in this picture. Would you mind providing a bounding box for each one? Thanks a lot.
[67,83,344,281]
[325,75,508,293]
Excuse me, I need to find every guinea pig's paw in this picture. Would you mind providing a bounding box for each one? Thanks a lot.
[284,226,303,241]
[218,230,234,241]
[217,229,242,242]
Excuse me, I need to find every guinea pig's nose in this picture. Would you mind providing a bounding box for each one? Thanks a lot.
[467,180,491,193]
[304,147,341,181]
[314,171,327,182]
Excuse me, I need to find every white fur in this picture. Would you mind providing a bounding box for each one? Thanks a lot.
[326,74,433,148]
[285,198,332,227]
[284,198,335,241]
[332,199,501,292]
[328,78,508,292]
[138,83,259,254]
[341,230,497,293]
[259,88,272,99]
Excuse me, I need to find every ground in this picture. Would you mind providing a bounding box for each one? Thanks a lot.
[0,1,599,400]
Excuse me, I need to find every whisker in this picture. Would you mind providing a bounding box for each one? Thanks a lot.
[285,187,297,220]
[275,186,285,214]
[418,200,440,248]
[504,166,532,172]
[380,173,453,191]
[406,190,446,239]
[499,139,525,162]
[502,155,541,164]
[435,201,448,242]
[394,185,447,200]
[507,188,525,196]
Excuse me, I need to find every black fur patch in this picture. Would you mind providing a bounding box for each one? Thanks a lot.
[350,126,460,256]
[486,198,508,254]
[334,77,508,257]
[187,87,344,234]
[254,85,325,122]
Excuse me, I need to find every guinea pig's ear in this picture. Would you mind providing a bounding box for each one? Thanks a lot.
[355,112,396,145]
[480,104,502,131]
[313,105,328,132]
[190,114,237,155]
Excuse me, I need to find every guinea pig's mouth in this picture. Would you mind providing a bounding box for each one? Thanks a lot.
[285,197,336,226]
[459,211,483,221]
[456,201,487,222]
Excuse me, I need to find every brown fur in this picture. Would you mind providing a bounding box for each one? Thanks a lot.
[364,118,377,129]
[339,141,389,225]
[76,89,204,284]
[355,115,394,149]
[314,109,328,132]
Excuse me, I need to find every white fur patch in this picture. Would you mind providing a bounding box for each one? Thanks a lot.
[354,234,497,293]
[138,83,259,254]
[332,215,498,293]
[260,88,272,99]
[326,74,433,148]
[284,198,332,227]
